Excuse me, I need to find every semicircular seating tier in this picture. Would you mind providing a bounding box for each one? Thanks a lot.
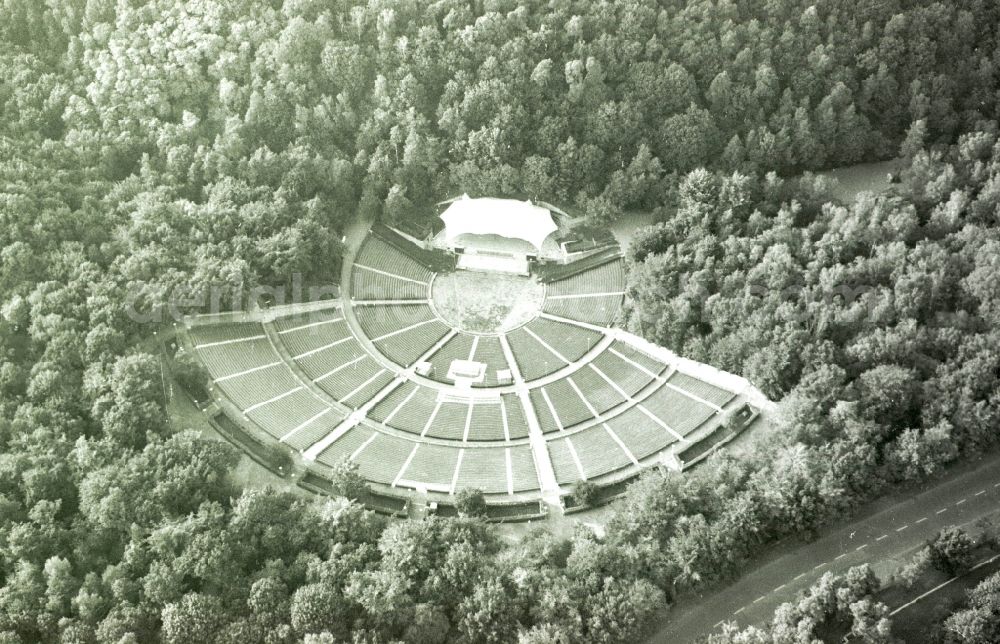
[182,228,758,507]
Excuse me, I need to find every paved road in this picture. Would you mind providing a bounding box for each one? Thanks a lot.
[650,452,1000,643]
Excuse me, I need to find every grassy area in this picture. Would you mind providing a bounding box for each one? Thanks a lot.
[610,211,658,249]
[814,158,903,203]
[431,270,544,332]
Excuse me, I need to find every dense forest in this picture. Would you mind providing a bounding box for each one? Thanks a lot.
[940,569,1000,642]
[2,0,1000,642]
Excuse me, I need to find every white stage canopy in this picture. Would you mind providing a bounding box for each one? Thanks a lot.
[439,195,558,252]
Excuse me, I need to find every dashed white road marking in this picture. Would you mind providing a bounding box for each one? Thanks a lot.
[713,620,724,629]
[753,596,765,604]
[835,553,847,560]
[734,607,745,616]
[975,490,986,496]
[915,517,928,524]
[889,554,1000,617]
[876,534,888,542]
[793,573,806,580]
[956,498,967,506]
[856,544,868,551]
[775,584,786,592]
[814,563,827,570]
[937,508,948,514]
[896,525,909,532]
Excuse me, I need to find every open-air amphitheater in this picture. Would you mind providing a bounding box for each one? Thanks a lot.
[174,197,770,520]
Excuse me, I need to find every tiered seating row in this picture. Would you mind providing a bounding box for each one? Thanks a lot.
[545,259,626,297]
[318,427,412,485]
[352,269,429,300]
[400,443,459,488]
[315,425,375,468]
[370,382,511,442]
[530,388,561,434]
[338,364,394,408]
[454,445,540,494]
[609,341,669,378]
[570,425,635,479]
[356,303,435,338]
[317,428,540,494]
[547,438,581,485]
[667,371,736,408]
[543,295,621,327]
[283,410,342,451]
[197,337,279,381]
[277,317,352,357]
[271,308,343,333]
[426,402,468,441]
[354,236,434,283]
[376,321,451,367]
[469,402,506,441]
[425,332,475,383]
[245,388,330,441]
[196,336,314,429]
[532,374,721,484]
[454,448,510,494]
[590,346,657,398]
[604,404,679,461]
[368,380,415,422]
[356,304,450,366]
[470,335,511,387]
[569,369,627,415]
[370,382,437,434]
[547,425,635,485]
[525,352,719,462]
[529,379,593,433]
[529,380,716,480]
[506,329,567,382]
[293,337,367,383]
[506,318,603,382]
[189,322,264,346]
[272,311,383,408]
[269,316,391,410]
[524,317,603,364]
[544,377,595,427]
[502,394,530,440]
[509,446,540,492]
[191,326,352,443]
[639,385,716,437]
